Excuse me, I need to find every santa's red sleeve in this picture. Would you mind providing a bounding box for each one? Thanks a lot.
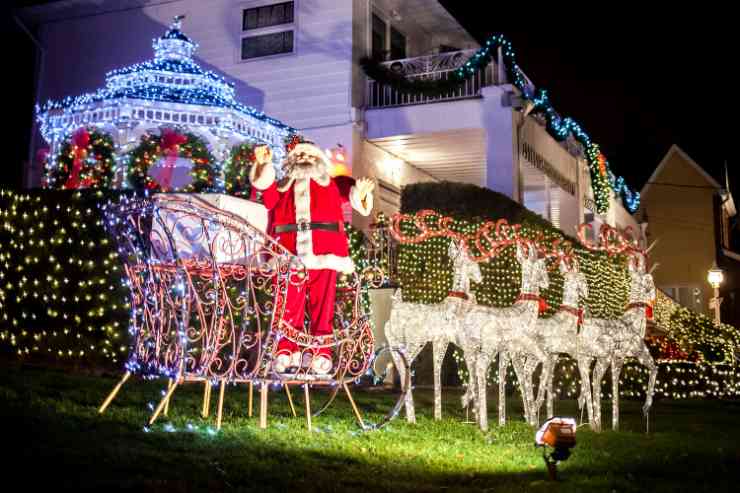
[334,175,373,216]
[333,175,356,203]
[249,164,280,210]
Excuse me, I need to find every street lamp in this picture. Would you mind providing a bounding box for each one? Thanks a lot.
[707,261,724,324]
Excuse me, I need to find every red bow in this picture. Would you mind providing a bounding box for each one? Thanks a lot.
[538,297,549,315]
[646,304,653,320]
[64,128,90,189]
[157,129,187,190]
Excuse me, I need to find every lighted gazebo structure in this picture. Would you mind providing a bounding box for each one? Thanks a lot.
[36,16,295,188]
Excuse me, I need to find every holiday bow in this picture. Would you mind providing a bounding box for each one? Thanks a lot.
[517,293,549,315]
[158,129,187,190]
[538,297,549,315]
[64,128,90,189]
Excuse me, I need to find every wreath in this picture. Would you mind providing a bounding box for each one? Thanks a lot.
[47,127,115,189]
[127,128,217,192]
[224,142,256,198]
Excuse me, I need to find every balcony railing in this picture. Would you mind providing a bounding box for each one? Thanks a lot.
[365,49,500,109]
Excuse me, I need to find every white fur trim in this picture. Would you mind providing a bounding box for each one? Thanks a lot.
[292,176,355,274]
[300,253,355,274]
[249,163,275,190]
[349,185,373,216]
[294,177,313,261]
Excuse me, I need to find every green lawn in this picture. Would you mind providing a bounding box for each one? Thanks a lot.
[3,365,739,492]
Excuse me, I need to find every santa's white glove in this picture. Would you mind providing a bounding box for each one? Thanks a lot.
[249,145,275,190]
[350,177,375,216]
[356,178,375,201]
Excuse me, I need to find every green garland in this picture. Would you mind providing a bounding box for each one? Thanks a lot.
[224,142,256,198]
[126,130,217,192]
[47,128,115,189]
[360,31,641,214]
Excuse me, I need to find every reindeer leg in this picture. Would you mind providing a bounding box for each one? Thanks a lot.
[530,348,550,426]
[577,356,594,427]
[401,342,426,424]
[591,358,608,433]
[545,354,556,419]
[636,345,658,422]
[461,348,479,419]
[477,352,491,431]
[511,353,532,425]
[432,339,449,421]
[611,357,624,431]
[498,351,508,426]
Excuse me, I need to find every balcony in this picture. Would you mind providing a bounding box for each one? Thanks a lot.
[365,49,501,109]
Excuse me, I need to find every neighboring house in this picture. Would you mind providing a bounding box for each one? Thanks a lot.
[17,0,641,237]
[639,145,738,320]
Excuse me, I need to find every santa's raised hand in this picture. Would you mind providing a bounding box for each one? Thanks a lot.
[355,177,375,205]
[249,144,275,188]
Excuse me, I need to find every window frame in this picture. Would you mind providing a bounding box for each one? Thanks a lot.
[238,0,298,63]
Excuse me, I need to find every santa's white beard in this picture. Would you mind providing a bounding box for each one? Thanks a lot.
[288,162,329,182]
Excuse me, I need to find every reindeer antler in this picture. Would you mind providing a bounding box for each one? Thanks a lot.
[391,210,524,262]
[577,221,650,271]
[392,210,575,264]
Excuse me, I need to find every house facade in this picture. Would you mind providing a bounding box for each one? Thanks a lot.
[19,0,641,239]
[639,145,738,319]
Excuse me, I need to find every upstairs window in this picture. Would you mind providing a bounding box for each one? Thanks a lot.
[371,14,387,60]
[390,26,406,60]
[240,1,296,60]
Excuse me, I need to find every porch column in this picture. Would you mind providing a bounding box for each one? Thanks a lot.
[481,85,519,201]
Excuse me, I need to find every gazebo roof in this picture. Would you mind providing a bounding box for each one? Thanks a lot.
[37,16,295,142]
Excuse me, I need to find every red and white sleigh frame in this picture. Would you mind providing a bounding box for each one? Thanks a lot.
[98,194,408,431]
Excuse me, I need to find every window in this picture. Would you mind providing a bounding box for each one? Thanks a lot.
[371,13,387,60]
[663,286,704,313]
[241,31,294,60]
[390,26,406,60]
[243,1,294,30]
[240,1,295,61]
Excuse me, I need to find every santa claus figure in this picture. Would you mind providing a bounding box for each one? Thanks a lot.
[250,142,374,374]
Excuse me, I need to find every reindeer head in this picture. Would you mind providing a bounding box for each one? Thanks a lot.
[627,252,656,304]
[559,255,589,308]
[449,239,482,287]
[516,240,549,295]
[578,222,656,306]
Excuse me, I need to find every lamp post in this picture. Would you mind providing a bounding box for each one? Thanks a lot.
[707,261,724,324]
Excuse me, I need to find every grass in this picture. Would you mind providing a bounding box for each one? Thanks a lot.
[3,365,740,492]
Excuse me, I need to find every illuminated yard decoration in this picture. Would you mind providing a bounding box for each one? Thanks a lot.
[390,210,566,430]
[99,194,407,431]
[36,17,294,189]
[576,224,658,432]
[384,239,482,423]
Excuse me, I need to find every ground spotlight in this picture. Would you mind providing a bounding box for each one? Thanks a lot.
[535,417,576,480]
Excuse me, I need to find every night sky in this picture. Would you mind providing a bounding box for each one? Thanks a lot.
[4,2,734,195]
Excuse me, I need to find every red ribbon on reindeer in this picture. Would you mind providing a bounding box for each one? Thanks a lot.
[157,128,187,191]
[64,128,90,189]
[517,293,549,314]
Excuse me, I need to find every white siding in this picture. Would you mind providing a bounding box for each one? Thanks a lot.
[37,0,354,132]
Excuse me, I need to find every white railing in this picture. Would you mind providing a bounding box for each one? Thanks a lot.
[366,49,500,109]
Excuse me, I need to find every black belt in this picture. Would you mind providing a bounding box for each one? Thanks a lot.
[274,221,340,233]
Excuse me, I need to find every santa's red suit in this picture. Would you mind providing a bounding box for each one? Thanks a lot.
[250,143,373,373]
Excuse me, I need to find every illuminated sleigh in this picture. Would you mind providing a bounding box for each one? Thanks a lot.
[98,194,408,431]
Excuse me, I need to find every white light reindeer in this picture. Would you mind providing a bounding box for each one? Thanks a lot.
[534,255,590,419]
[464,239,551,431]
[384,239,482,422]
[576,224,658,431]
